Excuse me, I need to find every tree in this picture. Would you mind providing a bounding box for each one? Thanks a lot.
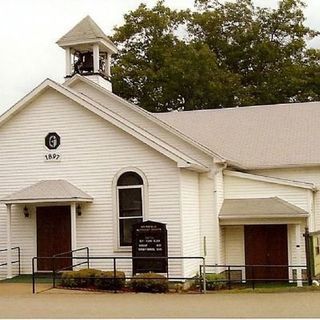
[111,0,320,111]
[111,1,240,112]
[192,0,320,105]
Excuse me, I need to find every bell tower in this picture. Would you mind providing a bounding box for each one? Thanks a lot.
[56,16,118,91]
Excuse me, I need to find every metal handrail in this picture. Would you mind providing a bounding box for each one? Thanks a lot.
[0,247,21,275]
[53,247,90,271]
[53,247,90,258]
[32,255,206,294]
[200,264,308,290]
[52,247,90,288]
[32,247,90,292]
[203,264,307,268]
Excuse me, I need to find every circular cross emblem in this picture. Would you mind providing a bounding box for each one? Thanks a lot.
[45,132,61,150]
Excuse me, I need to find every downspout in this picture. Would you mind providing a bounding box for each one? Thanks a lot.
[213,161,227,266]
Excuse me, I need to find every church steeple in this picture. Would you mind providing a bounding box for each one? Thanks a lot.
[56,16,118,91]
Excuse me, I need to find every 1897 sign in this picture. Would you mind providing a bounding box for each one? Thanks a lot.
[132,221,168,274]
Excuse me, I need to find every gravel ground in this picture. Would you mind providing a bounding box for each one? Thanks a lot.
[0,283,320,318]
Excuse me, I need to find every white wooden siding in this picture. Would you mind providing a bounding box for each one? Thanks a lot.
[198,168,225,266]
[287,223,306,265]
[224,226,245,265]
[0,89,183,277]
[252,167,320,231]
[180,169,201,277]
[70,81,213,167]
[224,175,310,212]
[199,173,215,265]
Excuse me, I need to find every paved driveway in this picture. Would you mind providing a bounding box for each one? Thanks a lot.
[0,283,320,318]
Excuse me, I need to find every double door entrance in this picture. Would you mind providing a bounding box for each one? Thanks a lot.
[36,206,72,271]
[244,225,289,281]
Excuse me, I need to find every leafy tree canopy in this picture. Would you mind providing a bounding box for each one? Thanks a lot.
[111,0,320,112]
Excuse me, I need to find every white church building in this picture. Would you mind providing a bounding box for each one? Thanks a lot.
[0,16,318,281]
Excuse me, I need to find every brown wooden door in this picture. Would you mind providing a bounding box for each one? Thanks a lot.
[36,206,72,271]
[244,225,288,281]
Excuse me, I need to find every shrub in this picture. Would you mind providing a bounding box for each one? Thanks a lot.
[192,272,227,291]
[95,271,126,290]
[61,271,78,288]
[130,273,169,293]
[61,268,100,288]
[205,273,227,290]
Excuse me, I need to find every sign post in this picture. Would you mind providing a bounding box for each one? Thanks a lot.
[132,220,168,275]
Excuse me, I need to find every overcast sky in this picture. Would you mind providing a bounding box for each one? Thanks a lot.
[0,0,319,115]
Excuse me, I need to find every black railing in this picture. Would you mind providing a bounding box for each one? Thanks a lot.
[52,247,90,287]
[32,247,89,293]
[31,255,310,293]
[53,247,90,269]
[32,255,206,294]
[0,247,21,275]
[200,264,308,290]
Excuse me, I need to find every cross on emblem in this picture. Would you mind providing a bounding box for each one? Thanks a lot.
[45,132,61,150]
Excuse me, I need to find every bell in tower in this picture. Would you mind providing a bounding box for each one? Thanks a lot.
[74,52,94,74]
[56,16,118,91]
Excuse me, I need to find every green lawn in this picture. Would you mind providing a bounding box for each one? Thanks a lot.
[0,274,53,283]
[210,283,320,294]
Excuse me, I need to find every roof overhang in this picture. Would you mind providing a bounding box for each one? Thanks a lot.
[1,180,93,205]
[57,39,118,54]
[219,197,308,225]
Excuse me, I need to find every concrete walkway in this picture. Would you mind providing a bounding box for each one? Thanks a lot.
[1,283,320,318]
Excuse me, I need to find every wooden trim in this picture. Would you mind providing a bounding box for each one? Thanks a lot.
[6,204,12,278]
[2,198,93,204]
[70,202,77,251]
[220,217,307,226]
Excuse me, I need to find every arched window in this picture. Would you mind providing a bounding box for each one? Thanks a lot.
[117,171,144,246]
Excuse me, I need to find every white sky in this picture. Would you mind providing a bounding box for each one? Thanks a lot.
[0,0,319,115]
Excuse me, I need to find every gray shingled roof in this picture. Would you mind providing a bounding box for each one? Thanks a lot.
[219,197,308,219]
[155,101,320,169]
[57,15,114,47]
[2,180,93,204]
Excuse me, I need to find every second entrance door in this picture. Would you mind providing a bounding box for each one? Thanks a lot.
[244,224,288,281]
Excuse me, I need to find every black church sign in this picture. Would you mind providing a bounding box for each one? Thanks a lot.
[132,220,168,274]
[45,132,60,150]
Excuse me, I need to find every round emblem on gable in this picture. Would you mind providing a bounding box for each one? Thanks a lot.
[45,132,60,150]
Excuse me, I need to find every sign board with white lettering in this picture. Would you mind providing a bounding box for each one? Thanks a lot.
[132,220,168,274]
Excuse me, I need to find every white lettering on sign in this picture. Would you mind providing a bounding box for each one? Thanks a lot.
[44,153,61,162]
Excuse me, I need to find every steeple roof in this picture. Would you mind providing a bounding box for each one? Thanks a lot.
[56,15,116,52]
